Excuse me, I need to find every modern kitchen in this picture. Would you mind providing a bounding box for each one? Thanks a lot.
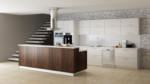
[1,0,150,83]
[18,8,140,77]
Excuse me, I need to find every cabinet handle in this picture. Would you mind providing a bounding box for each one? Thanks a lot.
[128,24,132,26]
[123,50,128,51]
[111,25,115,26]
[123,58,129,60]
[92,56,97,58]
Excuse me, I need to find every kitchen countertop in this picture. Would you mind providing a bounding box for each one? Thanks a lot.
[75,46,140,49]
[18,44,80,49]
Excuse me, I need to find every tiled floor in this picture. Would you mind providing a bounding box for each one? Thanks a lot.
[0,61,150,84]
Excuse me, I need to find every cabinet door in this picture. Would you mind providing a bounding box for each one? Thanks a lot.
[62,49,74,73]
[53,48,62,71]
[44,47,53,70]
[105,19,120,27]
[88,55,101,65]
[121,27,139,35]
[88,47,102,55]
[121,18,139,27]
[77,28,90,35]
[76,20,90,28]
[63,21,69,32]
[35,47,45,69]
[19,46,26,66]
[54,28,64,33]
[115,49,137,59]
[68,21,74,32]
[105,27,120,35]
[91,20,104,28]
[115,57,137,68]
[26,46,35,67]
[57,21,64,28]
[90,28,104,35]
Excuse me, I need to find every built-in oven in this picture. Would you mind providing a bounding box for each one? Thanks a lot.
[54,33,63,44]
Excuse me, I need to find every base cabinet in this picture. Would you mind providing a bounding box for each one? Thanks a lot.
[115,49,140,69]
[88,55,101,65]
[19,46,87,73]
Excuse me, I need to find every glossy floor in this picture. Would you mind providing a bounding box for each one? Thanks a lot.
[0,61,150,84]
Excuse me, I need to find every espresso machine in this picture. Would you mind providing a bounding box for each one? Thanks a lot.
[63,33,72,44]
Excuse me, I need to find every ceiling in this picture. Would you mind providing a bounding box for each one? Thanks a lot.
[0,0,150,15]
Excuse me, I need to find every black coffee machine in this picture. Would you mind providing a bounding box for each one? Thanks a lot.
[63,34,72,44]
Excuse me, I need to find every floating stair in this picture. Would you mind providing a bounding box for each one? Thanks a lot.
[43,24,50,26]
[16,51,19,53]
[26,41,44,43]
[38,29,52,31]
[12,54,19,57]
[32,35,49,37]
[9,21,52,62]
[29,38,47,40]
[35,32,50,34]
[8,58,19,61]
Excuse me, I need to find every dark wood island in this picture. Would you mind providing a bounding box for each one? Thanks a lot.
[19,44,87,76]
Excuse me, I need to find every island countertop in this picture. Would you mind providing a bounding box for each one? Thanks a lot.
[18,44,79,49]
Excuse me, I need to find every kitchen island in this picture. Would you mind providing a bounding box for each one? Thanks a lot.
[18,44,87,76]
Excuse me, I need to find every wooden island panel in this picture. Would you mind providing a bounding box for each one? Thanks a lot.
[19,46,87,73]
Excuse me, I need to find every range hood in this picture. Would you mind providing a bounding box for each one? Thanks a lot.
[49,8,58,30]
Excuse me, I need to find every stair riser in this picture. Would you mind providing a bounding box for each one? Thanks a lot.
[35,32,50,34]
[26,41,44,43]
[32,35,49,37]
[29,38,47,40]
[8,58,19,61]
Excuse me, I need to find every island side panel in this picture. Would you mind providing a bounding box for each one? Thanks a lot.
[53,48,62,71]
[19,46,26,66]
[44,47,53,70]
[62,49,69,72]
[35,47,45,69]
[26,46,36,67]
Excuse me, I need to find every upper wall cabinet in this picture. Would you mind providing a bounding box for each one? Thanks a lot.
[76,20,90,28]
[91,20,104,28]
[121,18,139,27]
[57,21,64,29]
[105,19,120,27]
[56,21,74,33]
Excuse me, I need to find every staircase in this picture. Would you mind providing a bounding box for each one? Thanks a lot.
[8,22,53,61]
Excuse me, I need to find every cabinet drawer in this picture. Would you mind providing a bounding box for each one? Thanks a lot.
[91,20,104,27]
[115,49,137,59]
[115,57,137,68]
[105,19,120,27]
[88,48,102,55]
[77,28,90,35]
[90,28,104,35]
[88,55,101,65]
[121,18,139,27]
[121,27,139,35]
[79,47,88,51]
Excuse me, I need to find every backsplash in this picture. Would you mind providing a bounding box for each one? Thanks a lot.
[58,9,150,68]
[80,35,140,48]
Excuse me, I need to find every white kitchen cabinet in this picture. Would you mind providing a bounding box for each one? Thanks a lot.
[90,28,104,35]
[115,48,140,69]
[55,28,64,32]
[105,19,120,27]
[121,27,139,35]
[63,21,69,32]
[105,27,120,35]
[79,47,88,51]
[87,47,102,65]
[121,18,139,27]
[57,21,64,29]
[76,20,90,28]
[77,28,90,35]
[91,20,104,28]
[88,47,102,55]
[88,55,102,65]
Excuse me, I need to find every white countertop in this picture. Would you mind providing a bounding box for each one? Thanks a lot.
[75,46,140,49]
[18,44,79,49]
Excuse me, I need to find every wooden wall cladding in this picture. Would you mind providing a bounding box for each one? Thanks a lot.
[19,46,87,73]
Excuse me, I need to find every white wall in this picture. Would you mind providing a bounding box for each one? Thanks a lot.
[80,35,140,48]
[0,14,49,62]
